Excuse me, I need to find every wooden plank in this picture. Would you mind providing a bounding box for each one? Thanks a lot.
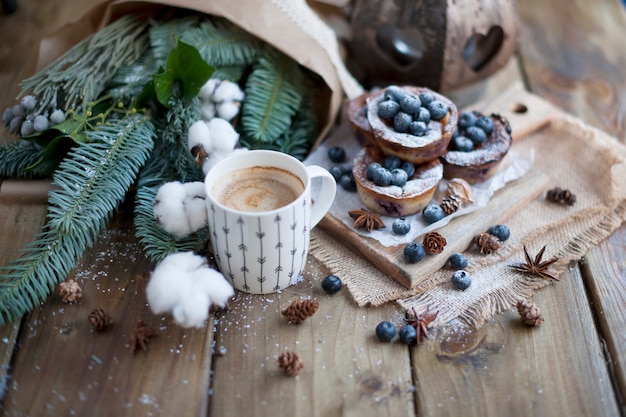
[1,209,215,416]
[411,266,621,416]
[210,256,416,417]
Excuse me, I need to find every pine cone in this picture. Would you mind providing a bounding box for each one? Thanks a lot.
[546,187,576,205]
[423,231,447,254]
[58,279,82,303]
[278,350,304,376]
[516,299,545,326]
[88,308,113,331]
[474,232,501,255]
[445,178,473,204]
[281,299,319,324]
[440,195,461,215]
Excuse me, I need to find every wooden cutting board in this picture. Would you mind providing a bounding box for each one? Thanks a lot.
[318,85,557,289]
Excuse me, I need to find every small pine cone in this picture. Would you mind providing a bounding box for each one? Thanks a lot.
[474,232,501,255]
[516,299,545,326]
[88,308,113,331]
[130,320,156,353]
[423,231,447,254]
[440,195,461,215]
[546,187,576,205]
[58,279,82,303]
[278,350,304,376]
[446,178,473,204]
[281,299,319,324]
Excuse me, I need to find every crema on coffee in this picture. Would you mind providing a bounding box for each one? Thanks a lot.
[212,166,305,212]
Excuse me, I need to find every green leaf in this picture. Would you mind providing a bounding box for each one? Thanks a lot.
[152,39,214,107]
[23,136,76,176]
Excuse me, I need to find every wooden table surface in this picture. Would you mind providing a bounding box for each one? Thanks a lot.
[1,1,625,416]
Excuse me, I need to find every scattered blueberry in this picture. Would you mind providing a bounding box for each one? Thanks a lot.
[372,167,392,186]
[448,253,468,270]
[466,126,487,145]
[339,173,357,191]
[375,321,397,342]
[415,107,431,124]
[427,100,448,120]
[390,168,408,187]
[378,100,400,120]
[418,91,434,106]
[452,135,474,152]
[422,203,445,224]
[403,242,426,263]
[328,165,344,181]
[487,224,511,241]
[408,121,427,136]
[321,274,342,294]
[384,86,405,102]
[366,162,382,181]
[393,112,412,133]
[476,115,494,134]
[327,146,346,163]
[398,325,417,345]
[458,111,477,128]
[451,270,472,290]
[392,218,411,235]
[400,161,415,178]
[383,155,402,170]
[399,95,421,114]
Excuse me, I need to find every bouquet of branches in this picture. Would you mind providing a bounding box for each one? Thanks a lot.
[0,1,354,325]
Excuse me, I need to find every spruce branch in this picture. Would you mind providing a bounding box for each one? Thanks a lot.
[0,140,45,178]
[149,16,199,61]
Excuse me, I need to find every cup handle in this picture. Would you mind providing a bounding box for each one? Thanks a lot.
[306,165,337,228]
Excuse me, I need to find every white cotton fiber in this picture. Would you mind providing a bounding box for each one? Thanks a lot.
[208,118,239,153]
[146,264,194,315]
[182,181,206,199]
[162,251,207,272]
[216,101,240,121]
[199,78,220,101]
[200,102,216,121]
[192,268,234,309]
[171,292,211,328]
[213,80,244,102]
[184,197,208,232]
[188,120,212,152]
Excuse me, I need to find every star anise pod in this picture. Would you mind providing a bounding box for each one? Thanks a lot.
[129,320,156,353]
[404,307,439,344]
[348,208,385,232]
[509,245,559,281]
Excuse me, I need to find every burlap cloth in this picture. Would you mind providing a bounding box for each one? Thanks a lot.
[309,88,626,328]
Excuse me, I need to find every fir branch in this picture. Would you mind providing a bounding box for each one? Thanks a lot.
[0,140,45,178]
[19,15,150,113]
[181,17,262,67]
[272,94,319,160]
[149,16,199,61]
[107,48,161,100]
[47,116,156,245]
[241,51,304,143]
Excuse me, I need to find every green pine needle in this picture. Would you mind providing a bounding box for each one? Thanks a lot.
[0,140,45,177]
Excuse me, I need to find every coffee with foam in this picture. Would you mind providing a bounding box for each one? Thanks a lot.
[212,166,305,212]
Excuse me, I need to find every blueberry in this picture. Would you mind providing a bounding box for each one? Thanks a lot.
[390,168,408,187]
[487,224,511,241]
[422,203,445,224]
[377,100,400,120]
[400,161,415,178]
[321,274,342,294]
[403,242,426,263]
[393,112,412,133]
[458,111,477,129]
[451,270,471,290]
[399,95,421,114]
[466,126,487,145]
[328,165,344,181]
[428,100,448,120]
[392,218,411,235]
[398,325,417,345]
[476,115,494,134]
[418,91,434,106]
[384,86,405,102]
[415,107,431,124]
[383,155,402,170]
[448,253,468,270]
[372,167,392,186]
[408,121,427,136]
[339,173,357,191]
[366,162,382,181]
[328,146,346,163]
[452,135,474,152]
[375,321,396,342]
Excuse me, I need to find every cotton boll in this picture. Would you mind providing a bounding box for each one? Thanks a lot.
[182,181,206,199]
[213,80,245,103]
[153,182,192,239]
[188,120,212,152]
[199,78,220,102]
[172,292,211,328]
[155,181,187,202]
[146,264,194,315]
[184,197,208,232]
[216,101,241,121]
[200,102,216,121]
[162,251,207,273]
[202,151,230,174]
[208,118,239,153]
[193,268,234,309]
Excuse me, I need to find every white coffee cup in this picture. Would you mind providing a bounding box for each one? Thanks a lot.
[204,150,336,294]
